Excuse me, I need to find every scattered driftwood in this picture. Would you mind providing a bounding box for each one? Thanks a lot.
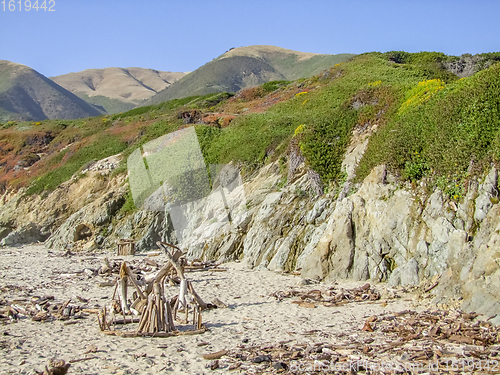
[376,309,500,346]
[103,326,208,338]
[184,259,226,273]
[424,280,439,293]
[203,349,228,360]
[221,309,500,375]
[68,356,97,364]
[270,283,380,307]
[2,295,94,324]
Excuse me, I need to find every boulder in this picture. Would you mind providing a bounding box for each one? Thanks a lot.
[0,222,48,247]
[46,187,126,250]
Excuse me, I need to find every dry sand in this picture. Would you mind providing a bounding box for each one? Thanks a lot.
[0,245,419,374]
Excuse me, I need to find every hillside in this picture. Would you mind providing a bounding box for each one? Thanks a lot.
[2,51,500,197]
[145,45,354,104]
[52,67,186,114]
[218,45,354,79]
[0,60,101,122]
[3,51,500,328]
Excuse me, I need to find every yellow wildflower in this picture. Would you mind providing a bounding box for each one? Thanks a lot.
[294,124,305,137]
[399,79,445,115]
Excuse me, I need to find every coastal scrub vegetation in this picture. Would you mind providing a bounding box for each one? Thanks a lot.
[1,51,500,202]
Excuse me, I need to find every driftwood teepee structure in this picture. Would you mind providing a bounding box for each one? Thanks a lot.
[99,241,208,337]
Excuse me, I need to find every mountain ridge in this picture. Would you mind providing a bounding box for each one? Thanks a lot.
[0,46,354,119]
[51,67,186,114]
[0,60,101,122]
[145,45,355,104]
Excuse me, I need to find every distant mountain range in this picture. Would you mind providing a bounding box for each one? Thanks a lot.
[145,45,354,104]
[0,46,355,121]
[51,68,186,114]
[0,60,101,122]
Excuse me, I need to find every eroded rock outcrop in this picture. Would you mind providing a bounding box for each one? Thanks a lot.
[1,149,500,324]
[45,188,127,250]
[0,222,48,247]
[167,159,500,324]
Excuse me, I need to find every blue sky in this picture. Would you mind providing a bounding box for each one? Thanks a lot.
[1,0,499,77]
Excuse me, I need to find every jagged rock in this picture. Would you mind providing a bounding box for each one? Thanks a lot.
[46,188,126,250]
[423,190,446,222]
[301,199,354,280]
[216,232,243,262]
[268,227,300,271]
[0,222,48,246]
[134,211,176,253]
[295,222,329,270]
[113,216,133,240]
[456,180,478,232]
[233,211,252,232]
[474,167,498,222]
[460,203,500,325]
[0,226,13,241]
[431,217,456,243]
[305,198,329,224]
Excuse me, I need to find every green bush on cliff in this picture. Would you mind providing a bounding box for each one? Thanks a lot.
[26,135,127,195]
[356,61,500,196]
[261,80,291,92]
[194,53,455,184]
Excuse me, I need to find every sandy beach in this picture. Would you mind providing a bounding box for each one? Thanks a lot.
[0,245,497,375]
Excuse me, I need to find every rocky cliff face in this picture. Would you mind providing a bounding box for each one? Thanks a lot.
[170,160,500,324]
[0,155,174,250]
[1,149,500,324]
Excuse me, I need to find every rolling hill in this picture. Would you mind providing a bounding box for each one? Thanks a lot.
[145,45,355,104]
[51,67,186,114]
[0,60,101,122]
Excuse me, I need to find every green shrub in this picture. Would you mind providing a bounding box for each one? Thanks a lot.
[300,110,357,182]
[356,60,500,191]
[195,125,222,166]
[26,135,127,195]
[403,153,429,182]
[119,188,137,214]
[191,92,233,108]
[436,174,465,200]
[261,80,291,93]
